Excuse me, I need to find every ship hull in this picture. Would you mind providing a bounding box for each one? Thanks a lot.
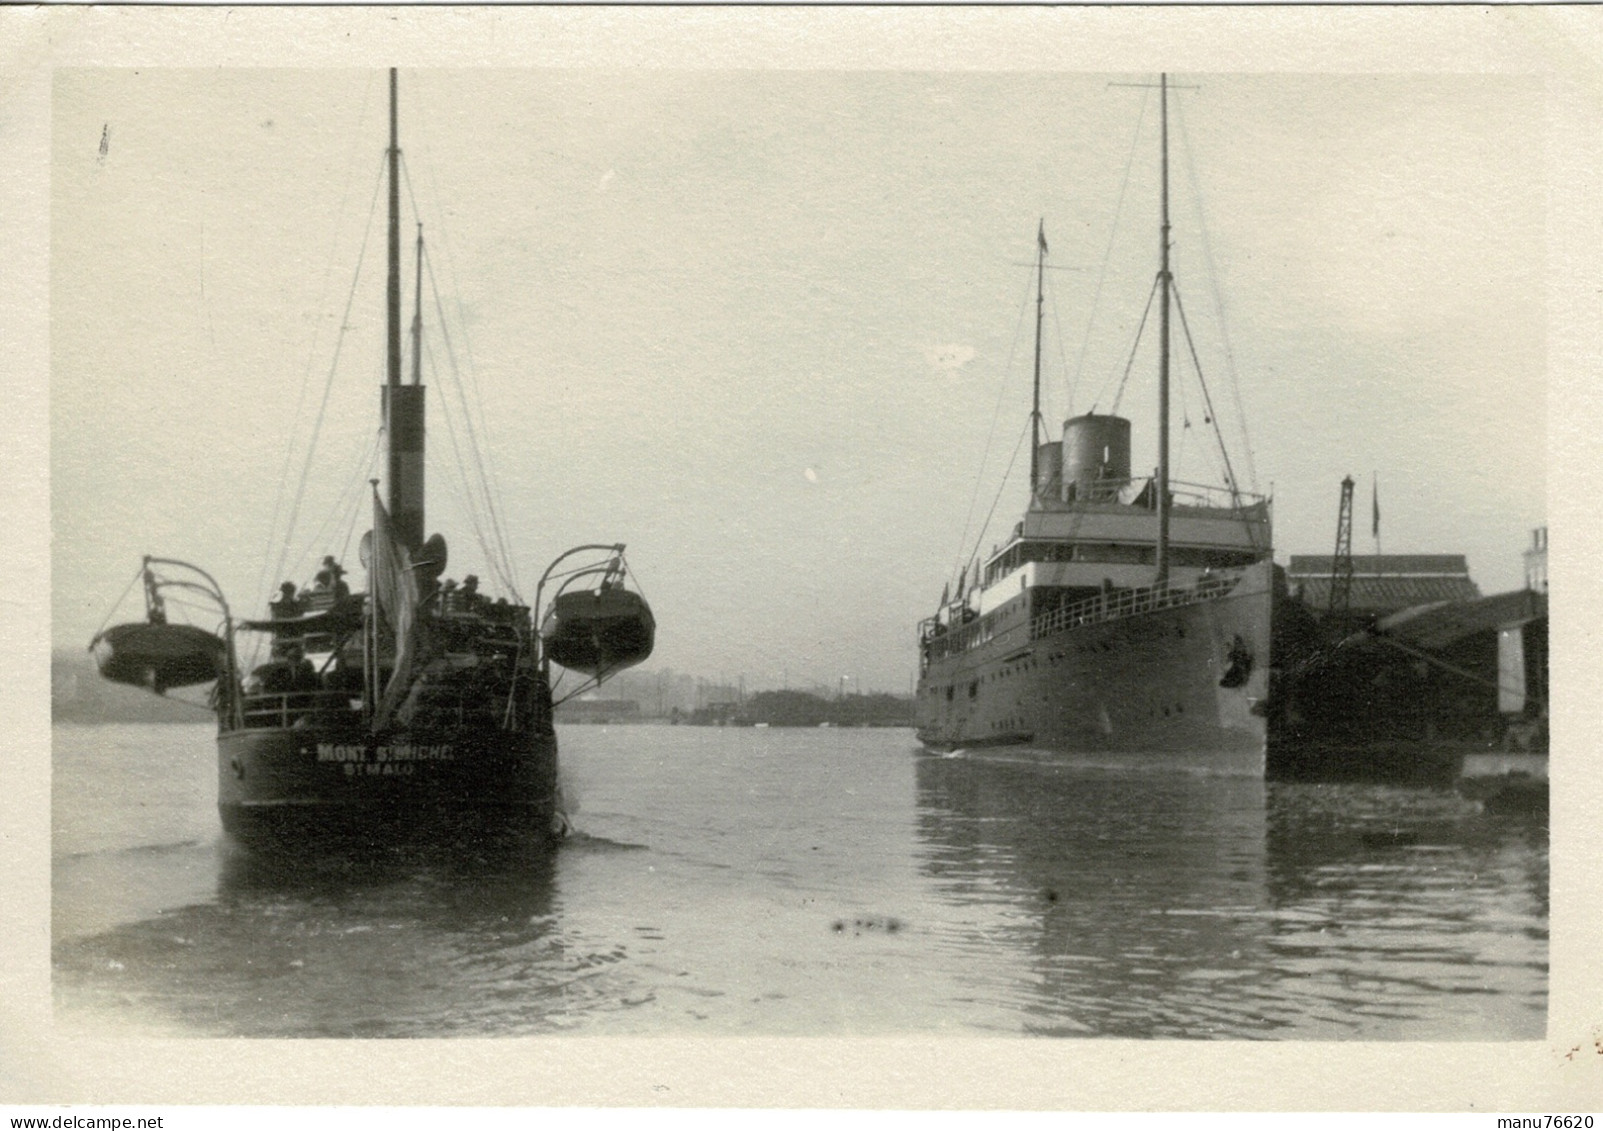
[915,561,1273,776]
[217,724,560,847]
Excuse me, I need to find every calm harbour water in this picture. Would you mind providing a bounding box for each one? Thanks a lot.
[52,722,1547,1039]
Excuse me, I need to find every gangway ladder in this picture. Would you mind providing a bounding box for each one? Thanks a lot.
[1328,475,1355,618]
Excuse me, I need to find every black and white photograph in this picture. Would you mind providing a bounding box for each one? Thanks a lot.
[7,2,1601,1114]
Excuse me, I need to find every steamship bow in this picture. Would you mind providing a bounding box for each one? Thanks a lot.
[90,71,653,844]
[914,75,1273,774]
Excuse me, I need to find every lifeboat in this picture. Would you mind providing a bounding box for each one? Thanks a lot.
[540,585,655,675]
[90,621,227,694]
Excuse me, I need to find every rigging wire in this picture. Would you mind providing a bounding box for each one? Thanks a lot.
[1174,350,1195,480]
[339,431,383,565]
[400,110,522,594]
[397,151,522,598]
[1049,273,1076,419]
[435,251,516,594]
[158,592,219,618]
[421,330,511,595]
[1028,260,1085,431]
[1173,91,1258,493]
[1173,285,1244,502]
[90,564,148,641]
[1107,273,1161,416]
[261,150,389,611]
[965,419,1033,582]
[1073,85,1153,409]
[423,255,523,601]
[292,423,382,585]
[1173,285,1263,552]
[617,552,648,604]
[247,429,379,666]
[948,269,1035,591]
[253,76,382,614]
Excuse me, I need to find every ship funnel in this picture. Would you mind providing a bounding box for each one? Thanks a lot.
[1034,441,1062,499]
[1061,413,1131,502]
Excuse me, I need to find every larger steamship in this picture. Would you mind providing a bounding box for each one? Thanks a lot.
[914,75,1274,774]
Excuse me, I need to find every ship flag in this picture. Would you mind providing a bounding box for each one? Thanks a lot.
[1038,220,1048,254]
[1371,475,1380,538]
[371,490,421,729]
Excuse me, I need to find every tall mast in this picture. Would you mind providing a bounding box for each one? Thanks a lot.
[1155,72,1172,587]
[1030,219,1046,493]
[382,67,425,551]
[387,68,401,390]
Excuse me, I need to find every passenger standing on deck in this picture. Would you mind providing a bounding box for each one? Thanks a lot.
[271,581,301,620]
[320,556,351,601]
[286,645,319,692]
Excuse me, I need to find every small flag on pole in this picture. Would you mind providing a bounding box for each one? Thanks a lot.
[1371,475,1380,539]
[1038,220,1048,254]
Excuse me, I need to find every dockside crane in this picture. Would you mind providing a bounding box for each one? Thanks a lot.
[1328,475,1355,619]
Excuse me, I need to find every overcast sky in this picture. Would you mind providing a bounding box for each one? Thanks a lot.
[51,67,1547,693]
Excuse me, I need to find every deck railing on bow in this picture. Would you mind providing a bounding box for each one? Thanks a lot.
[1028,568,1246,640]
[921,567,1249,662]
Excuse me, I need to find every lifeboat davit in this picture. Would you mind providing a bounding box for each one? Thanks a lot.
[540,586,655,675]
[90,621,227,694]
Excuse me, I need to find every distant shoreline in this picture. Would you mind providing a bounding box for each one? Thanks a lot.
[52,649,212,725]
[53,648,916,728]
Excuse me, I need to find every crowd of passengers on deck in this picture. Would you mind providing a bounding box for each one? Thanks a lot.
[243,554,523,699]
[265,556,517,622]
